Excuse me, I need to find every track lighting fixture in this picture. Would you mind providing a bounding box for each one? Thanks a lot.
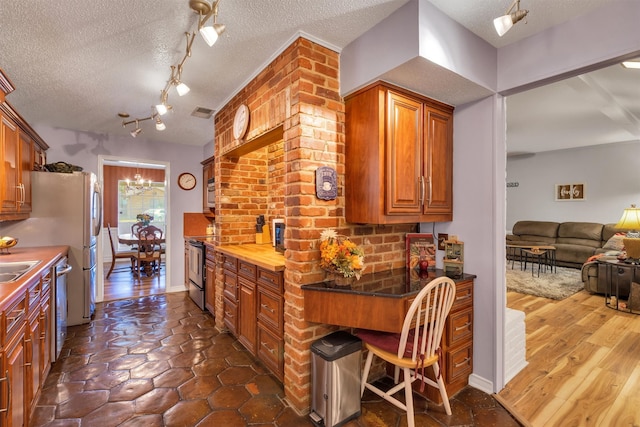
[191,0,226,47]
[155,117,166,131]
[494,0,528,37]
[130,122,142,138]
[119,1,225,137]
[122,110,166,137]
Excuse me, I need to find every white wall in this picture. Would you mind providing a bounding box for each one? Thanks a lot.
[506,141,640,231]
[34,125,206,297]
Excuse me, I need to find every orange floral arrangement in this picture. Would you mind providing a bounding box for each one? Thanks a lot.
[319,229,365,279]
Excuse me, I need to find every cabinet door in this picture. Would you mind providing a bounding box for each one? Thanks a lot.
[385,90,423,215]
[4,326,25,427]
[237,277,256,355]
[205,260,216,314]
[40,291,52,383]
[1,114,19,214]
[18,131,33,213]
[423,107,453,219]
[27,313,41,416]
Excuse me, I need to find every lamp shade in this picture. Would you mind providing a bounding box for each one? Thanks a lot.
[493,15,514,37]
[199,25,219,46]
[175,82,190,96]
[615,205,640,231]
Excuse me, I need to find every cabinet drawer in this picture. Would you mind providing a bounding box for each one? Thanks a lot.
[41,270,52,295]
[223,296,238,335]
[223,270,238,301]
[238,261,257,281]
[257,323,284,381]
[222,255,238,272]
[257,268,283,294]
[453,280,473,310]
[446,306,473,347]
[257,289,283,334]
[445,342,472,383]
[28,279,42,315]
[5,296,26,342]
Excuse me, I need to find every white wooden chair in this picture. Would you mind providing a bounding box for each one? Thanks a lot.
[358,276,456,427]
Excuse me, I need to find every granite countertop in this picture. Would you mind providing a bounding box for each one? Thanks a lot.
[0,246,69,311]
[302,267,476,298]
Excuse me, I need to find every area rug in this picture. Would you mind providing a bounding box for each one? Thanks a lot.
[506,265,584,300]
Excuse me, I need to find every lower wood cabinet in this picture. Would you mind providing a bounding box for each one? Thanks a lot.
[221,254,284,381]
[2,295,27,427]
[1,261,56,426]
[205,248,216,314]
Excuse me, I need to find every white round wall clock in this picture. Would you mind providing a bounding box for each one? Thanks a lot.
[233,104,249,140]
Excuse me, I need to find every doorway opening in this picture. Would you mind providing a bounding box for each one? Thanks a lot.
[98,156,170,302]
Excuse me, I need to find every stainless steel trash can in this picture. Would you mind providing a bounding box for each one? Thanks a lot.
[309,331,362,427]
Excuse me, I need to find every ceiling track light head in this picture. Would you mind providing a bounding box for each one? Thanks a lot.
[494,0,528,37]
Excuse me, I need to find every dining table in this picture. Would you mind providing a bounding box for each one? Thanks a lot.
[118,233,166,276]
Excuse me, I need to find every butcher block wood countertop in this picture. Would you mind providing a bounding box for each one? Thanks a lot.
[0,246,69,311]
[215,244,285,272]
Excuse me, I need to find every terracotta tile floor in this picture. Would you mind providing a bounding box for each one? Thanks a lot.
[33,292,521,426]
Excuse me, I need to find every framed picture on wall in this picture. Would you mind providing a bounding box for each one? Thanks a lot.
[555,183,586,201]
[406,233,436,271]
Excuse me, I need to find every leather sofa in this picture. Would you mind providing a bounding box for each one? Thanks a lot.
[506,221,623,269]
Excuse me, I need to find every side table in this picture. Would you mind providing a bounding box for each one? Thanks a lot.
[598,259,640,314]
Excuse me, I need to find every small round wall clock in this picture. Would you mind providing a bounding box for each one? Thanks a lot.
[178,172,196,190]
[233,104,249,140]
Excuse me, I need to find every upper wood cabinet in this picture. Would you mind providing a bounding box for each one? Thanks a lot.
[201,156,214,216]
[345,81,453,224]
[0,70,48,221]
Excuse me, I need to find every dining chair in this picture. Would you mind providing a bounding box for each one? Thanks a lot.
[106,223,136,279]
[358,276,456,427]
[131,221,145,237]
[133,226,163,277]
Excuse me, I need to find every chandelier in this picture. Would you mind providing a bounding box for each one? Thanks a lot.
[124,168,152,196]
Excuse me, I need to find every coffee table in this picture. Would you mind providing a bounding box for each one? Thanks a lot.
[506,244,557,276]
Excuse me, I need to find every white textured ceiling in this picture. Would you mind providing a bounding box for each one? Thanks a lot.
[0,0,633,153]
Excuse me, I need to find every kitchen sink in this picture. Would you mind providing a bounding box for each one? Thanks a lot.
[0,261,41,283]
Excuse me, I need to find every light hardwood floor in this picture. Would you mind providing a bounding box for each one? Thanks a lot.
[103,259,165,301]
[499,289,640,426]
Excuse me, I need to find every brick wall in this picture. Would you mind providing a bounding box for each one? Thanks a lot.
[214,37,415,412]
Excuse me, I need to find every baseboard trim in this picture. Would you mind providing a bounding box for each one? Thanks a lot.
[467,373,493,394]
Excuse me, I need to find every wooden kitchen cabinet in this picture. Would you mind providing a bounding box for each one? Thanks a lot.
[222,255,239,335]
[219,252,284,381]
[345,81,453,224]
[205,248,216,314]
[201,155,214,215]
[0,70,48,221]
[1,295,27,427]
[0,112,21,216]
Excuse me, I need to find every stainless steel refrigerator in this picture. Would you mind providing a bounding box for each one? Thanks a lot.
[4,171,102,326]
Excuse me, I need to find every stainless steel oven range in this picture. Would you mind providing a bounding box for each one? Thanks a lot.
[187,240,206,310]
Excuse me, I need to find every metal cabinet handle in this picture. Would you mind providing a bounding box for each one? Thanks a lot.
[455,322,471,332]
[0,370,10,414]
[17,183,25,206]
[419,176,425,205]
[454,357,470,368]
[455,294,471,302]
[261,303,275,313]
[7,309,25,324]
[261,341,275,354]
